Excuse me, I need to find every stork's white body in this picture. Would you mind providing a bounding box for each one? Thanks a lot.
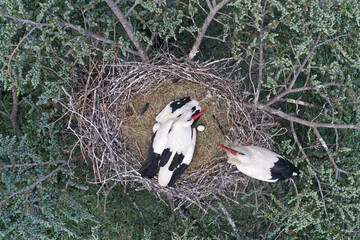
[216,143,299,182]
[158,121,197,186]
[139,97,206,187]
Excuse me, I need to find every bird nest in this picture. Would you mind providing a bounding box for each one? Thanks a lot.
[63,55,278,210]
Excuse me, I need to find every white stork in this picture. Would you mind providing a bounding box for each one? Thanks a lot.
[215,142,299,182]
[139,97,207,186]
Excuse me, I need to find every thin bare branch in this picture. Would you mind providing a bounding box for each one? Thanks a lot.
[1,160,66,169]
[104,0,148,61]
[218,203,240,234]
[314,175,334,226]
[279,98,322,109]
[290,122,333,225]
[286,82,343,94]
[188,0,230,60]
[0,12,139,57]
[312,127,351,178]
[0,110,9,118]
[5,26,36,139]
[9,87,22,138]
[257,104,360,130]
[206,0,213,10]
[125,2,138,17]
[265,34,351,107]
[0,163,66,206]
[254,1,267,106]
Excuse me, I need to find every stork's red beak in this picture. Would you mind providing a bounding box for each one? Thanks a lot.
[214,142,238,156]
[192,108,208,120]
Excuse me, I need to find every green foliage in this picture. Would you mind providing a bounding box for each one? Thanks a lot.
[228,0,360,102]
[0,134,96,239]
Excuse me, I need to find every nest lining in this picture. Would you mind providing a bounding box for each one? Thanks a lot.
[66,55,277,210]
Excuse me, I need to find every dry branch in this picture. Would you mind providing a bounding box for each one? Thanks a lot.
[264,34,351,107]
[0,163,66,206]
[254,1,267,106]
[0,12,139,57]
[1,160,66,169]
[218,202,240,234]
[312,127,351,178]
[257,104,360,130]
[4,26,38,138]
[188,0,230,60]
[104,0,148,61]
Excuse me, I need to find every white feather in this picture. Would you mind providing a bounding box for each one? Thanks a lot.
[158,110,198,186]
[224,145,284,182]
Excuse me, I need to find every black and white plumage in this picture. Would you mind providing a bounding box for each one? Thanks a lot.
[139,97,207,187]
[215,142,299,182]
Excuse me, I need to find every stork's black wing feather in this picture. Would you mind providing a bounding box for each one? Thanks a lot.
[270,157,299,181]
[169,152,185,171]
[159,148,172,167]
[168,163,189,187]
[139,133,161,178]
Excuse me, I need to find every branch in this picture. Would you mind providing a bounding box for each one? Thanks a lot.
[312,127,351,178]
[188,0,230,60]
[285,82,343,94]
[265,34,351,107]
[1,160,66,169]
[218,203,240,235]
[0,12,139,57]
[9,86,23,138]
[0,163,66,206]
[290,121,334,225]
[0,98,10,117]
[125,2,138,17]
[257,104,360,130]
[254,1,267,106]
[278,98,322,109]
[5,26,36,139]
[104,0,148,62]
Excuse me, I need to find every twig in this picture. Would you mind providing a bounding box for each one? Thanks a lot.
[257,104,360,130]
[291,120,333,226]
[314,175,334,227]
[289,178,300,210]
[0,163,66,206]
[312,127,351,178]
[5,26,37,138]
[278,98,322,109]
[265,34,351,107]
[125,2,138,17]
[1,12,139,57]
[104,0,148,61]
[125,190,149,227]
[254,1,267,106]
[1,160,66,169]
[212,114,226,136]
[188,0,230,60]
[218,202,240,235]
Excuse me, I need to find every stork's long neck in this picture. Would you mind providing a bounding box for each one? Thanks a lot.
[227,145,251,165]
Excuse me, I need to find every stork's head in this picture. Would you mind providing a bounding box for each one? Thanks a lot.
[214,142,246,159]
[156,97,205,124]
[177,104,208,127]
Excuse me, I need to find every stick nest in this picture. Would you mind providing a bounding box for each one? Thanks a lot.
[64,54,278,210]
